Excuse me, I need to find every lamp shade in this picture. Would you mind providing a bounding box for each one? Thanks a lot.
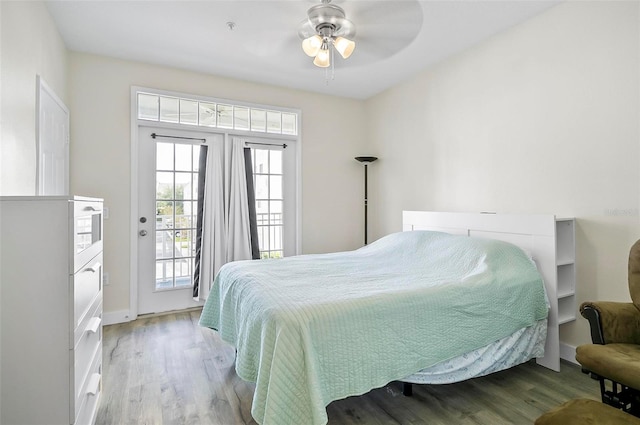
[313,48,331,68]
[334,36,355,59]
[302,35,323,57]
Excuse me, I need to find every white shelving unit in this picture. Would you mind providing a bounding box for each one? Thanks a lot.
[556,218,576,324]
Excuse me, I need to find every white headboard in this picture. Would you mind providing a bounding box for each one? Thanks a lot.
[402,210,561,372]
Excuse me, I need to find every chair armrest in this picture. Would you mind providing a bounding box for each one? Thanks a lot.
[580,301,640,344]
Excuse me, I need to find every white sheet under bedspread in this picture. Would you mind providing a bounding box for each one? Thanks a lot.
[403,318,547,384]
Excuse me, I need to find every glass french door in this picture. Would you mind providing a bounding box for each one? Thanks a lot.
[252,148,283,259]
[246,139,297,259]
[137,127,221,315]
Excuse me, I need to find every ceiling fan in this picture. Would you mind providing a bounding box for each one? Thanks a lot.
[297,0,357,68]
[294,0,423,79]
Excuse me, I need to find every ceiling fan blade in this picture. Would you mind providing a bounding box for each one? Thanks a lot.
[347,1,423,31]
[345,1,423,63]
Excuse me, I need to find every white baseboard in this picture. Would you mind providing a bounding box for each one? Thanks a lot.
[560,342,578,365]
[103,309,134,325]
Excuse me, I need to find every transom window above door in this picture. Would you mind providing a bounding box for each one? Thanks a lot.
[137,92,298,136]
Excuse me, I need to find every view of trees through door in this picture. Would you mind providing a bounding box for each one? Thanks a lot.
[154,141,200,290]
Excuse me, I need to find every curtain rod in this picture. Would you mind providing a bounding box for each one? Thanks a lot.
[151,133,206,143]
[151,133,287,149]
[245,141,287,149]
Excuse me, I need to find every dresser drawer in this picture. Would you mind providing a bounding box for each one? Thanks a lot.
[74,253,102,332]
[74,297,102,393]
[74,346,102,425]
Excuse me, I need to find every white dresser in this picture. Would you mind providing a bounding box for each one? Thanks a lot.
[0,196,103,425]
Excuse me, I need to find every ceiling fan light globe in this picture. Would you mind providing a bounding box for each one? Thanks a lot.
[313,49,331,68]
[302,35,323,57]
[334,36,355,59]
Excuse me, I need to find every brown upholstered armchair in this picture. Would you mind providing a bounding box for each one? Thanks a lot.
[576,239,640,416]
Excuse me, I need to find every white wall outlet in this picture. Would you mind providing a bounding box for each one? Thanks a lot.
[103,272,110,286]
[103,207,109,219]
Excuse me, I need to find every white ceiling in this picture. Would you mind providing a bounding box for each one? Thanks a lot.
[45,0,561,100]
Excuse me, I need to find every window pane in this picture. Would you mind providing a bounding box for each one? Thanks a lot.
[254,150,269,174]
[255,175,269,199]
[175,209,192,230]
[156,201,173,229]
[156,172,173,199]
[174,258,192,287]
[250,109,266,132]
[270,201,283,224]
[266,111,282,133]
[256,200,268,225]
[174,201,185,218]
[270,150,282,174]
[192,174,199,200]
[190,201,198,232]
[175,172,192,200]
[270,176,282,200]
[199,102,216,127]
[257,226,268,251]
[185,200,194,221]
[156,142,173,171]
[156,260,174,289]
[194,146,203,172]
[175,231,192,257]
[138,93,159,120]
[234,106,249,130]
[180,99,198,125]
[270,225,283,250]
[156,230,173,259]
[218,104,233,128]
[282,113,297,135]
[160,97,179,123]
[175,144,192,172]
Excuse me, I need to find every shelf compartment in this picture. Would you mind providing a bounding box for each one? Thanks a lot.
[556,219,575,265]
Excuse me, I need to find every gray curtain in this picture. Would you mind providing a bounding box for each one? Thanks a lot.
[244,148,260,260]
[193,145,208,298]
[193,139,259,300]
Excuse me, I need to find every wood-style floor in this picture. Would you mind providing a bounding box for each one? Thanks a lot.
[96,310,600,425]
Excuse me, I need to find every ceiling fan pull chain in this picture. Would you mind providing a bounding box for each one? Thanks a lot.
[331,47,335,81]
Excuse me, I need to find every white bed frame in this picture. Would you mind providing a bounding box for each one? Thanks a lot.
[402,210,561,372]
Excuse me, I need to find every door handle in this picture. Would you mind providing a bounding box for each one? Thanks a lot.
[139,230,148,237]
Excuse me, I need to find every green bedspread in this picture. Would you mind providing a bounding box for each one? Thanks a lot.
[199,231,548,425]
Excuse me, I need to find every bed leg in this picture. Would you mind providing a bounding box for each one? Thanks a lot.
[403,382,413,397]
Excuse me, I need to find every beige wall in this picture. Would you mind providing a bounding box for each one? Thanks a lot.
[365,1,640,349]
[68,53,367,314]
[0,1,68,195]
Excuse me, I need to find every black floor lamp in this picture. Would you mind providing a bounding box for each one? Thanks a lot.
[355,156,378,245]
